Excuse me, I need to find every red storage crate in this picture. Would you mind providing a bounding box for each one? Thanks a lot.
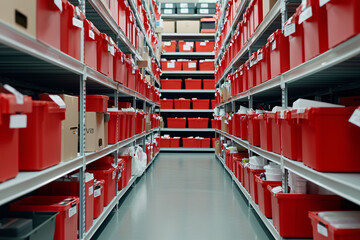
[97,33,115,77]
[158,137,170,148]
[199,60,215,71]
[211,99,216,109]
[87,166,117,206]
[268,186,343,238]
[161,60,182,71]
[200,138,211,148]
[268,29,290,79]
[183,138,200,148]
[118,111,126,141]
[118,0,127,32]
[93,180,104,219]
[135,111,145,134]
[36,0,62,50]
[203,79,215,89]
[297,107,360,172]
[258,43,271,83]
[212,138,218,148]
[182,60,198,71]
[309,211,360,240]
[178,41,194,52]
[243,164,250,192]
[192,99,210,109]
[188,118,209,128]
[251,0,263,31]
[258,113,272,151]
[185,79,201,89]
[19,100,65,171]
[10,196,79,240]
[160,99,173,109]
[246,57,256,89]
[240,64,248,92]
[174,99,191,109]
[323,0,360,49]
[195,41,215,52]
[107,110,119,144]
[162,41,177,52]
[247,114,260,146]
[280,109,302,161]
[167,117,186,128]
[160,79,182,89]
[113,48,127,85]
[239,162,247,184]
[84,20,100,70]
[61,2,84,60]
[255,175,281,218]
[118,155,132,189]
[170,137,180,147]
[0,92,32,182]
[127,111,135,138]
[240,115,248,140]
[267,112,281,154]
[86,95,109,112]
[249,168,265,204]
[301,0,328,61]
[232,113,241,137]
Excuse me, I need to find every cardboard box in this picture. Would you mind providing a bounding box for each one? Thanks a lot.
[0,0,36,38]
[137,29,144,55]
[59,94,79,162]
[221,117,227,132]
[141,46,150,61]
[263,0,277,18]
[176,20,200,33]
[137,60,148,68]
[85,112,105,152]
[163,21,175,33]
[215,140,221,155]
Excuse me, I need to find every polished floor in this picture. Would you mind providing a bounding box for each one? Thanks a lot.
[92,153,274,240]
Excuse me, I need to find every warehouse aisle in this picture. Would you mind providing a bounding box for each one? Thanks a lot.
[92,153,274,240]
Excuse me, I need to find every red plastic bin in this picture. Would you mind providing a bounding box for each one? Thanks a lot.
[232,113,241,137]
[10,196,79,240]
[268,186,343,238]
[97,33,115,77]
[185,79,202,89]
[183,138,200,148]
[280,109,302,161]
[268,29,290,79]
[178,41,194,52]
[247,114,260,146]
[158,137,171,148]
[297,107,360,172]
[199,60,215,71]
[267,112,281,154]
[135,111,145,134]
[127,111,135,138]
[93,180,104,219]
[258,113,272,151]
[188,118,209,128]
[240,115,248,140]
[162,40,177,52]
[160,79,182,89]
[258,43,271,83]
[249,168,265,204]
[170,137,180,147]
[192,99,210,109]
[199,138,211,148]
[160,99,173,109]
[174,99,191,109]
[0,92,32,182]
[203,79,215,89]
[84,20,100,70]
[161,60,182,71]
[167,117,186,128]
[19,100,65,171]
[86,95,109,112]
[255,175,281,218]
[118,155,132,190]
[107,110,120,144]
[195,41,215,52]
[118,111,126,141]
[211,99,216,109]
[243,164,250,192]
[182,60,198,71]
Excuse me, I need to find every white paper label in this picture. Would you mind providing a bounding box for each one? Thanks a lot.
[54,0,62,11]
[94,188,101,198]
[183,45,191,51]
[69,205,77,218]
[112,170,116,179]
[72,18,83,28]
[200,42,206,46]
[48,95,66,109]
[165,3,173,8]
[108,44,115,56]
[167,62,175,68]
[302,0,307,9]
[280,110,285,119]
[76,7,80,16]
[349,109,360,127]
[257,52,263,61]
[89,186,93,196]
[284,23,296,37]
[163,42,171,46]
[319,0,330,7]
[10,114,27,129]
[189,62,196,68]
[272,40,277,50]
[297,108,305,113]
[317,224,328,237]
[200,9,209,14]
[180,9,189,14]
[299,7,313,24]
[180,3,188,8]
[4,84,23,104]
[201,3,209,8]
[89,29,95,40]
[164,9,172,14]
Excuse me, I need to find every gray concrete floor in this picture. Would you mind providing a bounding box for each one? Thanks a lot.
[92,153,274,240]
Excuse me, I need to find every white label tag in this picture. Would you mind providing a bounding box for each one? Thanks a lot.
[183,45,191,51]
[299,7,313,24]
[180,9,189,14]
[200,42,206,46]
[297,108,305,113]
[165,3,173,8]
[10,114,27,129]
[49,95,66,109]
[189,62,196,68]
[89,29,95,40]
[54,0,62,11]
[89,186,93,196]
[4,84,24,104]
[164,9,172,14]
[112,170,116,179]
[72,18,83,28]
[94,188,101,198]
[76,7,80,16]
[200,9,209,14]
[257,52,263,61]
[317,223,328,237]
[284,23,296,37]
[108,45,115,56]
[201,3,208,8]
[118,171,121,179]
[349,109,360,127]
[167,62,175,68]
[180,3,188,8]
[163,42,171,46]
[272,40,277,50]
[68,205,77,218]
[302,0,307,9]
[319,0,330,7]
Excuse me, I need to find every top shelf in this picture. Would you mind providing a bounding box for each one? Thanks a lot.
[162,33,215,41]
[161,14,215,20]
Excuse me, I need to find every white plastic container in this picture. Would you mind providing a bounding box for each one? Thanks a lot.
[265,172,282,181]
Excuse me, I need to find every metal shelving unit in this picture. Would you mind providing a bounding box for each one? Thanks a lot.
[161,14,215,20]
[161,148,214,152]
[157,109,213,113]
[160,89,215,93]
[161,70,215,76]
[161,52,215,59]
[161,128,215,132]
[162,33,215,40]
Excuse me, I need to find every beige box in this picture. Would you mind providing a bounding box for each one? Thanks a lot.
[137,29,144,55]
[59,95,79,162]
[141,46,150,61]
[221,117,227,132]
[0,0,36,38]
[137,60,148,68]
[215,140,221,155]
[176,20,200,33]
[163,21,175,33]
[263,0,277,18]
[85,112,105,152]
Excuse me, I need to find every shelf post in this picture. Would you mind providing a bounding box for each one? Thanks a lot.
[79,74,86,239]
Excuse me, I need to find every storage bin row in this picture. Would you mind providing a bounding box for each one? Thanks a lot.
[167,117,210,128]
[162,40,215,52]
[220,147,360,239]
[160,59,215,71]
[162,18,215,34]
[161,78,215,89]
[161,2,216,15]
[158,136,216,148]
[145,141,160,165]
[160,98,216,109]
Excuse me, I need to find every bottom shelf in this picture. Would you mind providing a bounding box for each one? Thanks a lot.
[160,148,214,152]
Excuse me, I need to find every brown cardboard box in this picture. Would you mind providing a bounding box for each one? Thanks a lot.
[137,60,148,68]
[163,21,175,33]
[176,20,200,33]
[59,95,79,162]
[141,46,150,61]
[215,140,221,155]
[160,117,164,128]
[0,0,36,38]
[221,117,227,132]
[137,28,144,55]
[85,112,105,152]
[263,0,277,18]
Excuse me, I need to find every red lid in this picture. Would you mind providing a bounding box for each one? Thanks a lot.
[0,93,32,114]
[10,196,79,212]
